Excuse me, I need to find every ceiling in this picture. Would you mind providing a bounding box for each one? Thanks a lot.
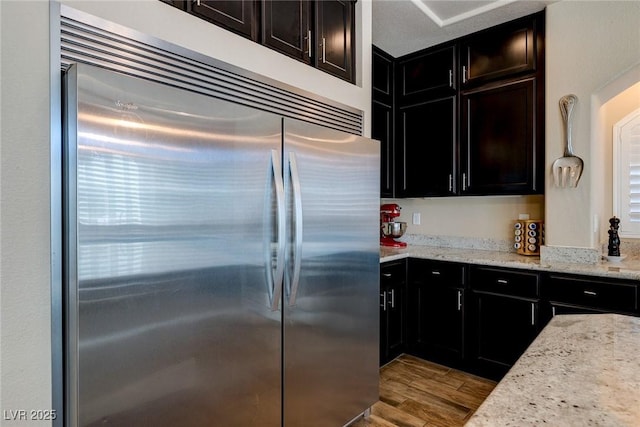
[372,0,558,58]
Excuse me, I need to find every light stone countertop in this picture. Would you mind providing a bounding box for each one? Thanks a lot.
[464,313,640,426]
[380,245,640,281]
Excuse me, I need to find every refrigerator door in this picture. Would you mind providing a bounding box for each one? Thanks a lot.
[283,119,380,426]
[65,64,283,427]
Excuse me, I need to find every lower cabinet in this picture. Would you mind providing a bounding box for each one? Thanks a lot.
[468,266,541,380]
[383,257,640,380]
[380,260,407,366]
[407,259,466,366]
[541,273,640,324]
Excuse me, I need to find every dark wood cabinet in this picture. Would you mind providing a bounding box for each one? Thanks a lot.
[182,0,354,82]
[315,0,354,82]
[408,259,466,366]
[373,101,394,198]
[373,46,394,105]
[373,46,395,198]
[541,273,640,324]
[460,14,540,88]
[461,78,542,195]
[397,44,456,105]
[262,0,311,63]
[397,96,456,197]
[190,0,258,41]
[380,260,407,366]
[388,11,544,198]
[469,266,541,380]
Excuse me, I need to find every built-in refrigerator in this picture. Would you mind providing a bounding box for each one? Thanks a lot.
[63,63,379,426]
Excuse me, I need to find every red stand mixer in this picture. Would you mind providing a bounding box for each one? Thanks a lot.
[380,203,407,247]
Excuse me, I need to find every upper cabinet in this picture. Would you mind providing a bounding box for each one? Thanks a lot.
[383,11,544,198]
[316,0,354,82]
[372,46,395,198]
[397,44,456,105]
[163,0,355,83]
[190,0,259,41]
[460,17,537,88]
[262,0,311,64]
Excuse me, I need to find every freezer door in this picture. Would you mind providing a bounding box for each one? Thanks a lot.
[283,119,380,426]
[64,64,283,427]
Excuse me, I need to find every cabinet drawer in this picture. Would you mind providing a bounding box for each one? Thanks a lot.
[543,274,639,313]
[409,259,465,288]
[471,266,539,298]
[381,260,407,286]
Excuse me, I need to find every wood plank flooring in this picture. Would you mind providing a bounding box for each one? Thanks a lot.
[350,355,497,427]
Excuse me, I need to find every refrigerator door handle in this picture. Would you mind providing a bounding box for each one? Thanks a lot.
[268,149,286,311]
[288,151,303,306]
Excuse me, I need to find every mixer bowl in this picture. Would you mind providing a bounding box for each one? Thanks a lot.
[381,221,407,238]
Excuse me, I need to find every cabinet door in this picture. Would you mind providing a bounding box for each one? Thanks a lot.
[373,101,394,198]
[397,44,456,105]
[461,78,541,195]
[373,46,394,106]
[380,261,406,365]
[262,0,311,63]
[408,260,465,365]
[397,96,456,197]
[385,281,405,362]
[190,0,258,41]
[472,292,539,379]
[460,15,538,87]
[316,0,354,82]
[413,285,464,363]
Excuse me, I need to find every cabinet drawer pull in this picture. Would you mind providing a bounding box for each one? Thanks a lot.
[389,289,395,308]
[449,69,453,87]
[552,306,556,317]
[531,303,535,326]
[583,290,597,296]
[321,37,326,63]
[307,30,312,58]
[462,65,467,83]
[382,273,392,278]
[449,174,453,192]
[462,173,467,191]
[457,290,462,311]
[431,271,441,275]
[497,279,508,284]
[380,292,387,311]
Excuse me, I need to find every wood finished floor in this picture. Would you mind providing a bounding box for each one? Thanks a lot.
[350,354,497,427]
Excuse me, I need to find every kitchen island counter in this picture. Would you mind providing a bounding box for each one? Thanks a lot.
[465,313,640,426]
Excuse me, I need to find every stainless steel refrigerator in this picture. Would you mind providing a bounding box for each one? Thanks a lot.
[63,63,379,427]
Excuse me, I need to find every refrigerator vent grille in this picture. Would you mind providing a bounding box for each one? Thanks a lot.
[59,10,363,135]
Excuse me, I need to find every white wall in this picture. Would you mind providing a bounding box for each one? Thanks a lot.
[1,1,53,424]
[0,0,372,424]
[545,0,640,249]
[598,80,640,243]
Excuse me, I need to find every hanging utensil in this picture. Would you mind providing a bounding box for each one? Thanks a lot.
[552,94,583,187]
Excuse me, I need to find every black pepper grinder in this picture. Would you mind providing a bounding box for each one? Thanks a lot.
[608,216,621,256]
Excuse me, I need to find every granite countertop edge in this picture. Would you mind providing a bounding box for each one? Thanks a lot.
[464,313,640,426]
[380,245,640,281]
